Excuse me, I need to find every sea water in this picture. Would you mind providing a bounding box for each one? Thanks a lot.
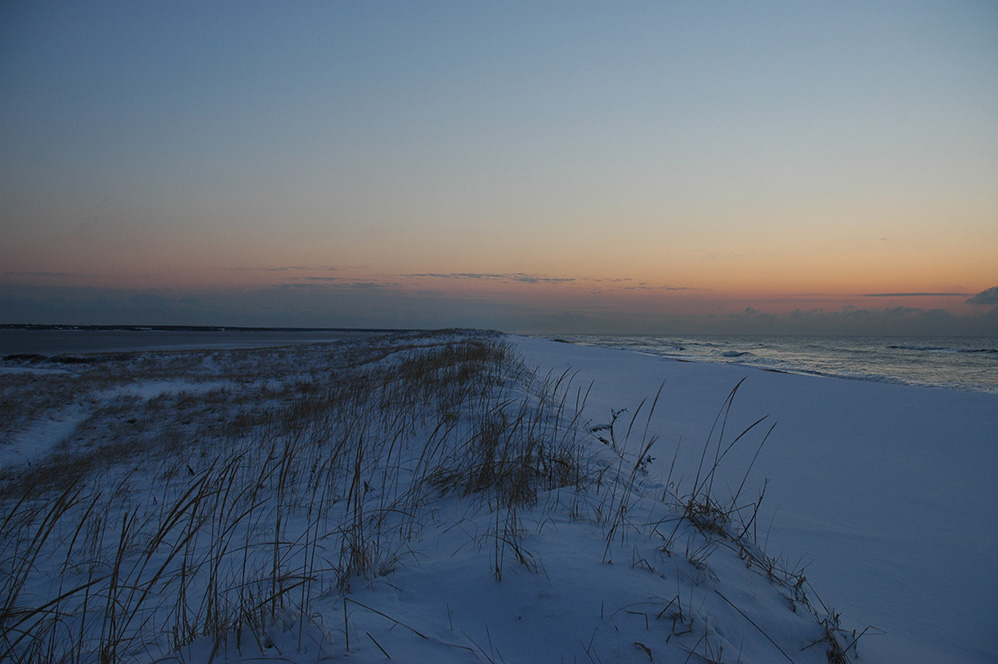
[560,334,998,395]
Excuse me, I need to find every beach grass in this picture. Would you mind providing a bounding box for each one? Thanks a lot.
[0,331,860,663]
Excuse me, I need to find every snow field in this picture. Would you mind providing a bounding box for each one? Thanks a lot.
[513,335,998,664]
[6,331,988,662]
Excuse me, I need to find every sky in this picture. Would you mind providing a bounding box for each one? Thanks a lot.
[2,1,996,335]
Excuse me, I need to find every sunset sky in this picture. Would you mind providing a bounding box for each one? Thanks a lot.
[2,1,996,334]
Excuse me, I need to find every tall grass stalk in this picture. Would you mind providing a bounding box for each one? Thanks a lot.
[1,332,854,663]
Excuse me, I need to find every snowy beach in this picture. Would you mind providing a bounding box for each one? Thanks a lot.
[2,331,995,663]
[515,336,998,663]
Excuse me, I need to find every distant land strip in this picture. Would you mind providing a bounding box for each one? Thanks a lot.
[0,324,415,333]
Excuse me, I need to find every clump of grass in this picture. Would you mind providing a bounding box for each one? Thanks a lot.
[0,331,866,663]
[1,331,593,662]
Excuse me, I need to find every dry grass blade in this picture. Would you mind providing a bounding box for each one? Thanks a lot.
[0,332,853,664]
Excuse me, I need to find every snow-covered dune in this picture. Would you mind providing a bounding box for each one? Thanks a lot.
[1,332,994,663]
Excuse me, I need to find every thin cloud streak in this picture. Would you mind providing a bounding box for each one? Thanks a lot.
[3,271,74,278]
[276,281,386,291]
[862,292,970,297]
[405,273,577,285]
[225,266,341,273]
[403,273,708,292]
[618,284,706,292]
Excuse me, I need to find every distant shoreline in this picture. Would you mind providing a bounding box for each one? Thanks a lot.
[0,326,415,357]
[0,323,410,333]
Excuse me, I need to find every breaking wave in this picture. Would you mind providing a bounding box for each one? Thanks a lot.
[888,344,998,354]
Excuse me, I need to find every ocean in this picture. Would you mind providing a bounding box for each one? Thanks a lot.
[558,334,998,395]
